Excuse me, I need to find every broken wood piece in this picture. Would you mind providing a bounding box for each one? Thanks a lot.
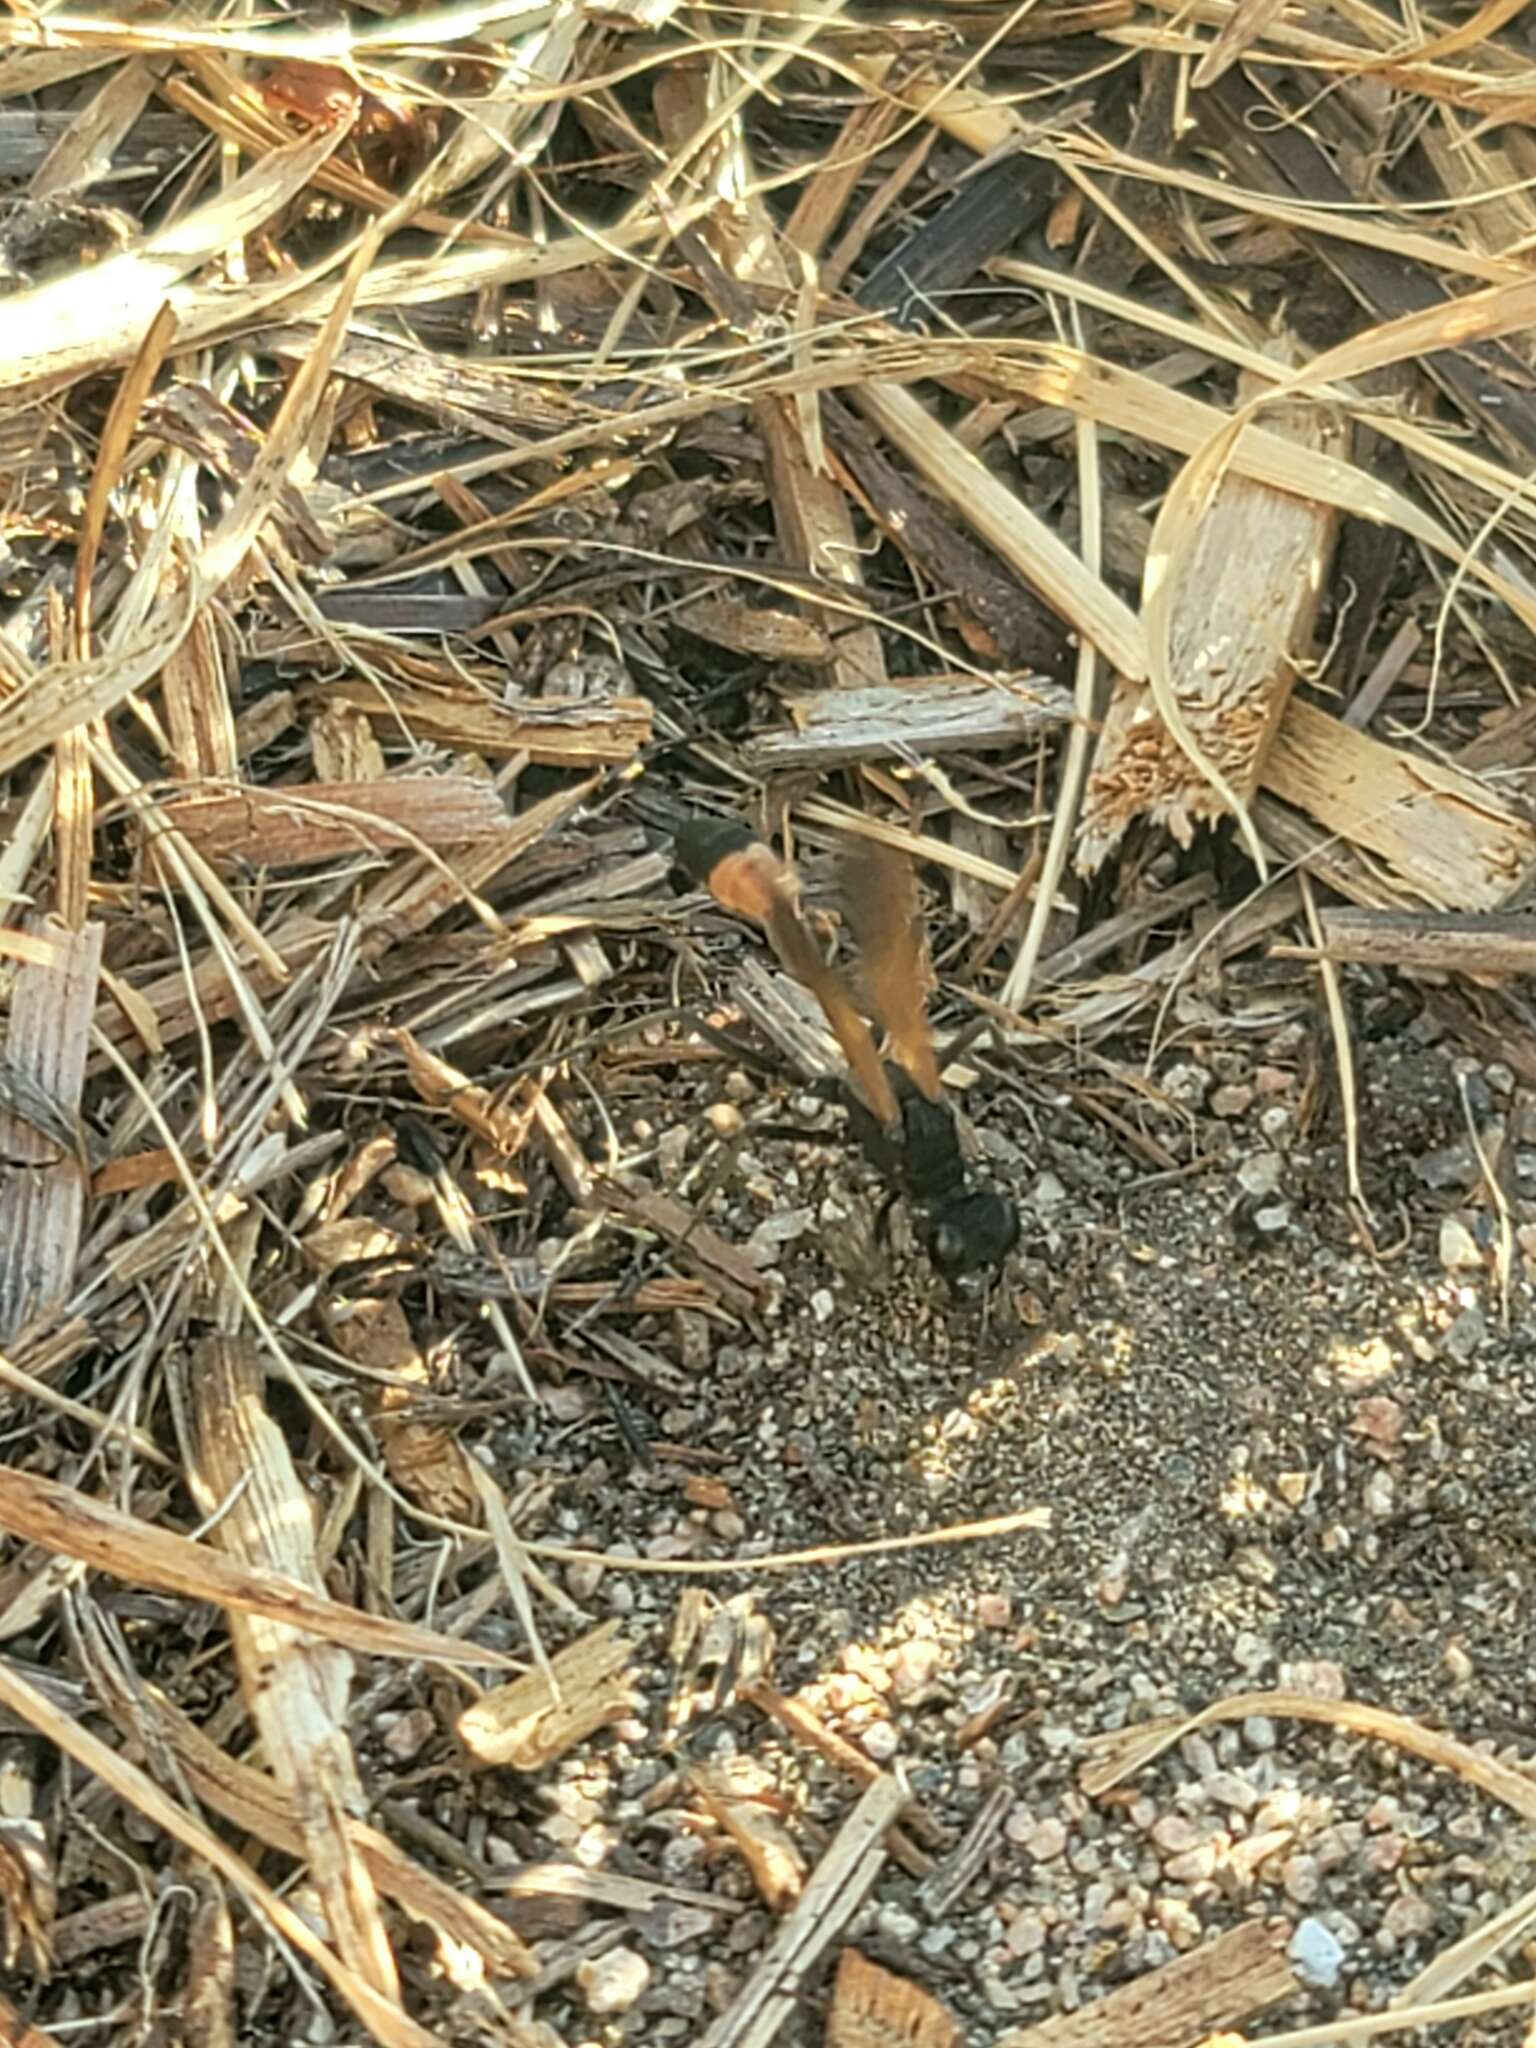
[757,393,890,692]
[309,677,652,766]
[828,1948,960,2048]
[746,678,1072,774]
[740,1676,945,1869]
[995,1916,1296,2046]
[672,589,832,667]
[1260,697,1536,911]
[1078,373,1342,871]
[689,1757,807,1910]
[161,774,509,867]
[325,1293,481,1523]
[457,1621,638,1769]
[0,918,102,1343]
[1273,906,1536,977]
[695,1772,909,2048]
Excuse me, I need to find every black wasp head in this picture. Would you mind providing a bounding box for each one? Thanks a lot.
[926,1189,1020,1282]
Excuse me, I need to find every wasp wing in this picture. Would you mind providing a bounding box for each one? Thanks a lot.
[840,840,942,1104]
[677,821,899,1129]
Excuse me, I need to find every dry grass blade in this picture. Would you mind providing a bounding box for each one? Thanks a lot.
[1080,1687,1536,1818]
[0,1658,447,2048]
[0,1466,513,1668]
[0,122,346,396]
[0,920,102,1342]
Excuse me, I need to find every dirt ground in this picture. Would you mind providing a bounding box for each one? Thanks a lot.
[460,978,1536,2047]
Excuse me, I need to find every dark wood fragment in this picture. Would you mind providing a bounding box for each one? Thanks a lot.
[856,156,1053,328]
[825,397,1070,677]
[1278,906,1536,976]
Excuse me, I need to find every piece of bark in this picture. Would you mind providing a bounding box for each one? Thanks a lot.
[828,1948,960,2048]
[161,774,508,866]
[746,678,1072,774]
[916,1781,1011,1918]
[996,1917,1296,2047]
[457,1622,638,1769]
[856,155,1052,329]
[825,396,1068,676]
[1078,371,1342,870]
[311,677,652,766]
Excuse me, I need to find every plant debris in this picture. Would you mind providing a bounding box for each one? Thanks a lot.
[5,3,1536,2044]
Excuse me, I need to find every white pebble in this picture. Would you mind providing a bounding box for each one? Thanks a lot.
[576,1945,650,2015]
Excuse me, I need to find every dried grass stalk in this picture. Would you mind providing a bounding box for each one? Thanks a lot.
[179,1335,399,2002]
[0,919,102,1342]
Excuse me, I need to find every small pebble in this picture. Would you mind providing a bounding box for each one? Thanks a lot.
[577,1945,651,2015]
[1439,1213,1484,1271]
[705,1102,743,1137]
[860,1720,899,1763]
[1236,1152,1283,1199]
[1161,1062,1210,1107]
[1289,1917,1344,1989]
[1444,1640,1474,1684]
[1026,1817,1068,1862]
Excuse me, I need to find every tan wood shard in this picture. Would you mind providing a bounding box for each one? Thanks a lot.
[457,1621,640,1769]
[1260,697,1536,911]
[1079,376,1343,870]
[827,1947,961,2047]
[690,1757,808,1910]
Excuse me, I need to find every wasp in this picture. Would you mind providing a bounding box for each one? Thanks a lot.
[674,818,1019,1283]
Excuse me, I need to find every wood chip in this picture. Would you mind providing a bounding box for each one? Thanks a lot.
[457,1621,639,1769]
[828,1948,961,2048]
